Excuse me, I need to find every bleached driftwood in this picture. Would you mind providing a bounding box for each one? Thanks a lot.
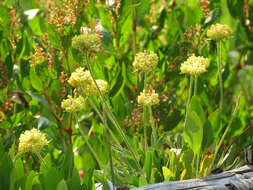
[131,165,253,190]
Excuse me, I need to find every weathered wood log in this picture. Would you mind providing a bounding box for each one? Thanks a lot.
[131,165,253,190]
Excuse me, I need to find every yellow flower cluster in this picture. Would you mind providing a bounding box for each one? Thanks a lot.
[133,51,159,72]
[180,54,210,75]
[72,33,101,52]
[68,68,92,88]
[61,96,84,112]
[138,90,159,106]
[68,67,108,96]
[18,128,48,155]
[83,79,108,96]
[207,24,232,41]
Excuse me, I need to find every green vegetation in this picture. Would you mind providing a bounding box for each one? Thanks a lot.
[0,0,253,189]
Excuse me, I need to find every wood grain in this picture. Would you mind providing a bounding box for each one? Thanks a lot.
[131,165,253,190]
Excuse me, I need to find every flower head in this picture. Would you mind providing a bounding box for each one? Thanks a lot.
[68,67,93,88]
[180,54,210,75]
[72,33,101,52]
[18,129,48,155]
[207,24,232,41]
[61,96,84,112]
[133,51,158,72]
[138,89,159,106]
[83,79,108,96]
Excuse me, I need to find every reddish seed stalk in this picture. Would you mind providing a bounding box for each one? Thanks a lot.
[63,45,73,145]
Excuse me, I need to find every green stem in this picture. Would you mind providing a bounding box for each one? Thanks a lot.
[217,41,223,110]
[37,153,48,169]
[85,52,143,175]
[143,105,147,153]
[102,104,116,190]
[196,153,200,178]
[149,106,157,146]
[184,75,194,127]
[148,106,155,128]
[143,72,148,153]
[74,113,104,169]
[88,98,122,149]
[209,92,241,173]
[191,154,195,177]
[194,75,198,96]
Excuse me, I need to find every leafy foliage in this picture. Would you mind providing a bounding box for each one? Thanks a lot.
[0,0,253,189]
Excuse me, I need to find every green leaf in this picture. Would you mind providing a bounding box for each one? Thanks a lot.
[26,91,50,110]
[143,151,152,182]
[38,115,52,130]
[138,175,148,187]
[98,7,112,32]
[27,13,43,35]
[203,109,222,149]
[209,109,222,139]
[188,96,205,125]
[203,8,222,26]
[227,0,244,18]
[202,119,214,149]
[162,167,173,181]
[66,168,81,190]
[83,169,95,190]
[57,180,68,190]
[40,154,52,174]
[43,168,62,190]
[25,171,36,190]
[135,0,151,19]
[0,153,13,190]
[60,146,74,180]
[14,158,25,180]
[109,62,126,98]
[181,149,194,179]
[184,111,203,155]
[30,68,43,92]
[0,138,4,155]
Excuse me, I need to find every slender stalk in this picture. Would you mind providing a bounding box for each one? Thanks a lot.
[88,98,122,149]
[74,113,104,169]
[148,106,155,128]
[191,154,196,177]
[149,106,157,147]
[63,50,71,74]
[217,41,223,110]
[143,72,148,153]
[131,0,136,55]
[67,113,73,145]
[196,153,200,178]
[184,75,194,127]
[84,52,143,175]
[194,75,198,96]
[209,92,241,173]
[103,104,116,190]
[63,47,74,145]
[38,153,48,169]
[143,105,147,153]
[131,0,138,92]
